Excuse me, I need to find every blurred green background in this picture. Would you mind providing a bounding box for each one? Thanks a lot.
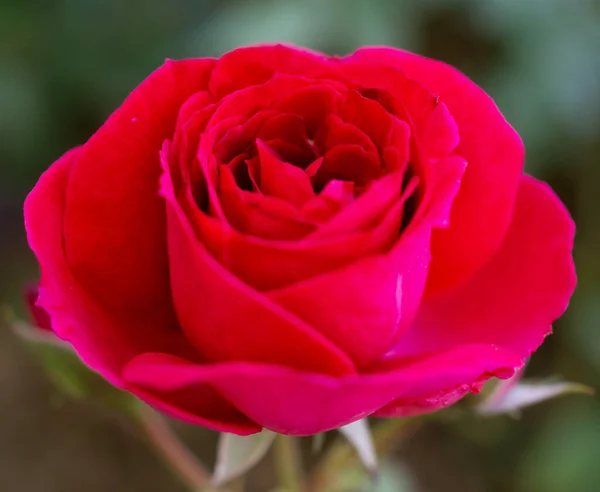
[1,0,599,491]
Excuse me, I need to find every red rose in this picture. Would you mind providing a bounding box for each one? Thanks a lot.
[25,45,575,435]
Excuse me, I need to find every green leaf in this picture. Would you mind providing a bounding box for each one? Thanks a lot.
[213,429,276,486]
[4,309,134,412]
[375,460,419,492]
[477,379,594,416]
[311,433,326,454]
[331,460,418,492]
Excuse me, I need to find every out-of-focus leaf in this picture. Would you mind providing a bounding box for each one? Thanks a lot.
[10,316,72,350]
[331,459,418,492]
[477,379,594,416]
[375,460,419,492]
[212,429,276,486]
[516,404,600,492]
[3,308,133,411]
[310,417,418,491]
[312,433,326,454]
[339,419,377,475]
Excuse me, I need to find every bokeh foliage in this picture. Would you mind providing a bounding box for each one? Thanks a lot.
[1,1,599,491]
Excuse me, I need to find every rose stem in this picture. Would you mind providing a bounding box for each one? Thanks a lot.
[273,434,304,492]
[136,403,222,492]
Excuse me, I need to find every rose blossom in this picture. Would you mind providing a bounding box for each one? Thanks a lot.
[24,45,575,435]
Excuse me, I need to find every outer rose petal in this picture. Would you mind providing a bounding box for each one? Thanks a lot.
[123,345,520,436]
[127,385,261,436]
[62,59,215,323]
[382,176,576,364]
[26,149,256,434]
[24,282,52,331]
[24,149,193,383]
[347,47,524,292]
[374,384,472,418]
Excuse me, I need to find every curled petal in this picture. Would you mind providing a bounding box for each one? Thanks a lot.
[256,139,315,207]
[348,47,524,292]
[123,345,520,436]
[161,157,356,376]
[128,383,261,436]
[314,114,378,155]
[384,176,576,365]
[24,283,52,331]
[218,165,316,240]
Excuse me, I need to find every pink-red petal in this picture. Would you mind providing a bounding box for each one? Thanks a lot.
[126,385,261,436]
[256,140,315,207]
[384,176,576,363]
[24,282,52,331]
[25,149,193,383]
[123,345,520,435]
[161,157,356,376]
[348,47,524,292]
[209,44,329,100]
[218,164,316,240]
[62,59,216,321]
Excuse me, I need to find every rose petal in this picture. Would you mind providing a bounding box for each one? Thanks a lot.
[25,149,193,383]
[24,282,52,331]
[313,144,381,189]
[382,176,576,364]
[62,59,215,321]
[127,385,261,436]
[34,154,259,434]
[218,165,316,240]
[268,256,403,368]
[212,110,278,164]
[268,174,431,369]
[256,139,315,207]
[277,84,344,135]
[382,119,411,172]
[187,199,410,292]
[161,157,356,376]
[314,114,378,155]
[207,74,338,132]
[419,155,468,228]
[180,160,416,291]
[383,155,467,339]
[420,102,459,161]
[301,180,355,223]
[169,99,217,199]
[336,90,400,150]
[373,384,473,418]
[174,90,214,130]
[258,113,316,164]
[261,138,316,168]
[209,44,328,100]
[123,345,521,435]
[309,171,414,240]
[335,62,437,149]
[348,47,524,292]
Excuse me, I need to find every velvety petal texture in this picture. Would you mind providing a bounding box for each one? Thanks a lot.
[346,48,525,293]
[25,44,575,435]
